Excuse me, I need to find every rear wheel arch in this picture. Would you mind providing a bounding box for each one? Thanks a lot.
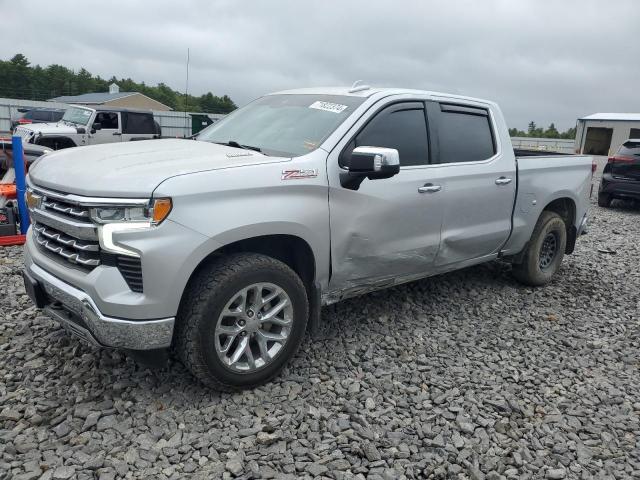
[542,197,576,254]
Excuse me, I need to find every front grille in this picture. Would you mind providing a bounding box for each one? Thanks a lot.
[13,127,32,140]
[116,256,143,293]
[29,186,145,293]
[41,198,91,222]
[33,223,100,268]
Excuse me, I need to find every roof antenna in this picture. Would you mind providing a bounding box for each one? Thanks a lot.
[349,80,370,93]
[184,48,190,138]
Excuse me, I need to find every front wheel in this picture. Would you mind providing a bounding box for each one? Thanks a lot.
[512,211,567,286]
[176,253,308,390]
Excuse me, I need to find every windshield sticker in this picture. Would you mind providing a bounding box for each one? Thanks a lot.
[309,101,348,114]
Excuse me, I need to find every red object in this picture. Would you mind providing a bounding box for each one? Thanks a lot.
[0,184,17,199]
[17,119,32,125]
[0,234,26,246]
[607,155,635,164]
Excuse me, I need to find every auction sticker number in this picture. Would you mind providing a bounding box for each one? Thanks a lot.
[309,101,348,114]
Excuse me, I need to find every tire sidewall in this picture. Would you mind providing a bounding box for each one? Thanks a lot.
[195,263,308,387]
[526,215,567,284]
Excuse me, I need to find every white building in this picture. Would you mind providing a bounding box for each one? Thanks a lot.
[575,113,640,156]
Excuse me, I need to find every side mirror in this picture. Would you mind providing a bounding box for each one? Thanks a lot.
[340,146,400,190]
[91,122,102,133]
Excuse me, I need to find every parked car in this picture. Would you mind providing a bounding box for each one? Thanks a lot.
[11,107,66,131]
[598,139,640,207]
[13,106,161,150]
[22,87,593,389]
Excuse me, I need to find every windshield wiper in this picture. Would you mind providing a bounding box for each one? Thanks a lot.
[215,140,263,153]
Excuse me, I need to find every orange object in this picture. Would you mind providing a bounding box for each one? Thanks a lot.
[0,234,26,246]
[0,183,17,199]
[152,198,172,224]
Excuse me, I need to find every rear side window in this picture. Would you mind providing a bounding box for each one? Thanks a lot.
[123,113,156,134]
[618,141,640,156]
[342,103,429,167]
[436,104,496,163]
[28,110,50,121]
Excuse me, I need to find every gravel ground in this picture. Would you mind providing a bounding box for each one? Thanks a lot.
[1,158,639,480]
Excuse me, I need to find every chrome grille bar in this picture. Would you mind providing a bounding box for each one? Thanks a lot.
[34,232,100,267]
[42,200,90,219]
[33,224,99,252]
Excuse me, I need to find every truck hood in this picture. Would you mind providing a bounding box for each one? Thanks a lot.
[28,139,289,197]
[17,122,79,136]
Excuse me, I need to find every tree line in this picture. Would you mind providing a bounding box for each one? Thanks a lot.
[0,54,237,114]
[509,122,576,140]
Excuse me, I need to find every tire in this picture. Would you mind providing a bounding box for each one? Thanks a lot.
[597,192,612,208]
[512,211,567,287]
[175,253,308,390]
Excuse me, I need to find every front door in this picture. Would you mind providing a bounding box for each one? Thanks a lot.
[89,111,122,145]
[327,100,443,296]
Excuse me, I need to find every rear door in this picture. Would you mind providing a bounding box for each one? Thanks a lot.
[121,112,157,142]
[428,101,516,267]
[610,141,640,180]
[90,111,122,144]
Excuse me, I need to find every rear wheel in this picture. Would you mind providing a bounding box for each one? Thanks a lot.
[512,211,567,286]
[176,253,308,390]
[597,192,612,208]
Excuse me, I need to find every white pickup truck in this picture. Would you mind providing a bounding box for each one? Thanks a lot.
[22,86,593,389]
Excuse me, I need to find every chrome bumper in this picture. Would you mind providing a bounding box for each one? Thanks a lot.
[29,263,174,350]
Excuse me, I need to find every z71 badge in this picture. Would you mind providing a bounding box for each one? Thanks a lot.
[281,169,318,180]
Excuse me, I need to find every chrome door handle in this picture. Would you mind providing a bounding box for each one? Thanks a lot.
[495,177,512,185]
[418,183,442,194]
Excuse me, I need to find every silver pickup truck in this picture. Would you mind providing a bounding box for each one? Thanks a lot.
[22,86,593,389]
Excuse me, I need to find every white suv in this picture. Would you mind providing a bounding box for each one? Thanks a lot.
[14,105,160,150]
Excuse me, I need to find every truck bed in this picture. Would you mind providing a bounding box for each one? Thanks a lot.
[514,148,574,157]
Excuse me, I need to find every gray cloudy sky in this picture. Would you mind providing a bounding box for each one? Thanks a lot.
[2,0,637,130]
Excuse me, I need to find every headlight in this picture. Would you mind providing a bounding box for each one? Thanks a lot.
[95,198,172,257]
[26,189,42,210]
[90,198,172,225]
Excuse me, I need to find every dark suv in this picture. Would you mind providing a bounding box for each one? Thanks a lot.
[598,140,640,207]
[11,108,65,131]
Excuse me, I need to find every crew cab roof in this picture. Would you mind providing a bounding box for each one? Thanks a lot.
[268,86,496,107]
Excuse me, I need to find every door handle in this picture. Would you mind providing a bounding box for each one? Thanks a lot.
[113,132,122,136]
[495,177,512,185]
[418,183,442,194]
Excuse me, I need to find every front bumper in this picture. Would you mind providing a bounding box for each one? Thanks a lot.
[24,263,174,350]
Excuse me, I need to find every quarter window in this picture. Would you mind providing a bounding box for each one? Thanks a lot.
[343,103,429,167]
[437,104,496,163]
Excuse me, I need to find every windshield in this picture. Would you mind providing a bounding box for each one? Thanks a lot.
[61,107,93,126]
[197,94,365,157]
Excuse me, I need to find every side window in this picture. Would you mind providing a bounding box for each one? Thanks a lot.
[342,103,429,167]
[31,111,49,121]
[123,113,156,134]
[95,112,119,130]
[437,104,496,163]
